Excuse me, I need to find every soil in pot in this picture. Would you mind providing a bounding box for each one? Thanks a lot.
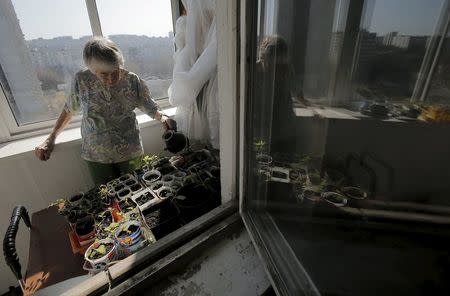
[135,192,154,205]
[117,188,131,199]
[143,202,180,239]
[151,181,165,191]
[114,184,125,192]
[158,188,174,199]
[158,164,175,175]
[124,179,137,187]
[130,183,143,193]
[143,171,161,183]
[175,184,219,223]
[76,216,95,236]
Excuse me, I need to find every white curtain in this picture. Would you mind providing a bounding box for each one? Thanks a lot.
[168,0,219,149]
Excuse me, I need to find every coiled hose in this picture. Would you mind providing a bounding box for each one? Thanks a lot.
[3,205,31,282]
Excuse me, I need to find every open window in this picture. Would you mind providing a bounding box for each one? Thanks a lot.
[0,0,176,140]
[240,0,450,295]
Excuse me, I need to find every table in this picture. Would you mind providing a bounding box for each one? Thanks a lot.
[23,206,86,295]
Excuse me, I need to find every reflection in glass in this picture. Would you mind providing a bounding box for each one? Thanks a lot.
[243,0,450,294]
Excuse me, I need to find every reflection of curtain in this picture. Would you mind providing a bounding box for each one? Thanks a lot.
[168,0,219,149]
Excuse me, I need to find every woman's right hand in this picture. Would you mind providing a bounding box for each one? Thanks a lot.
[35,136,55,161]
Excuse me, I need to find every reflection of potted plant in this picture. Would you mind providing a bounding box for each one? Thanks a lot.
[322,192,347,207]
[341,186,367,200]
[301,186,322,202]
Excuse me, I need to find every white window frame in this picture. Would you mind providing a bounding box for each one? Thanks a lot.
[0,0,173,142]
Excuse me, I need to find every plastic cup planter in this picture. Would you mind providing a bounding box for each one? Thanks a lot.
[68,193,84,207]
[172,171,187,181]
[150,180,165,192]
[115,220,144,255]
[143,170,162,186]
[118,173,134,183]
[117,187,132,200]
[84,238,117,273]
[157,186,176,200]
[161,174,175,185]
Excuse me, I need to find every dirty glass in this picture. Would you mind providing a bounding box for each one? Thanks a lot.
[0,0,91,125]
[243,0,450,295]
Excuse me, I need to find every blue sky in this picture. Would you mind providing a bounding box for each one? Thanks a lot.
[368,0,444,35]
[12,0,173,40]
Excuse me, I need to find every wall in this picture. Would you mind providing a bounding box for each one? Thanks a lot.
[0,122,166,294]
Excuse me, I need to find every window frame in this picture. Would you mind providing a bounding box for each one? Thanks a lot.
[0,0,173,142]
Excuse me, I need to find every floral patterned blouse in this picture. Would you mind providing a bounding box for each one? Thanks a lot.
[64,69,159,163]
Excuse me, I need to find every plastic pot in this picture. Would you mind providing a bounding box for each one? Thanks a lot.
[143,170,162,185]
[84,238,117,272]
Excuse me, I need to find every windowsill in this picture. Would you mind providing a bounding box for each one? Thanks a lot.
[294,106,419,123]
[0,107,177,159]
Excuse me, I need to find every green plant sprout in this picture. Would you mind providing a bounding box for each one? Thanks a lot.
[48,198,66,209]
[142,154,159,166]
[254,139,267,153]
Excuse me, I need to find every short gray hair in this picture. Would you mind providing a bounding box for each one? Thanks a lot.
[83,36,124,71]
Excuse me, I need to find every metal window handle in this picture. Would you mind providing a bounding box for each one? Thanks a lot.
[3,205,31,292]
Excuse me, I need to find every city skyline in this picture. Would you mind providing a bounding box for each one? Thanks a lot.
[12,0,173,40]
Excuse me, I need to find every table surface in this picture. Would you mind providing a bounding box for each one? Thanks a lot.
[24,206,86,295]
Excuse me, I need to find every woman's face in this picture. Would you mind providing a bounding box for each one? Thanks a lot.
[94,68,122,87]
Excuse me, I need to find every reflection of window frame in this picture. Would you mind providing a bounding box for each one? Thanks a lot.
[0,0,174,142]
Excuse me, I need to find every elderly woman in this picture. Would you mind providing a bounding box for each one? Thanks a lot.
[35,37,176,184]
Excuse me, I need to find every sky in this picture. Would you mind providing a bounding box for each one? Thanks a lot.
[367,0,444,36]
[11,0,447,40]
[12,0,173,40]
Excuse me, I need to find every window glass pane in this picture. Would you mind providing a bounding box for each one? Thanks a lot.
[0,0,91,125]
[96,0,174,100]
[353,0,445,103]
[244,0,450,294]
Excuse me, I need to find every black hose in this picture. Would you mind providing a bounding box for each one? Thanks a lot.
[3,205,31,281]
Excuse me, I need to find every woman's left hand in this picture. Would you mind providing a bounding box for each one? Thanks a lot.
[161,115,177,131]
